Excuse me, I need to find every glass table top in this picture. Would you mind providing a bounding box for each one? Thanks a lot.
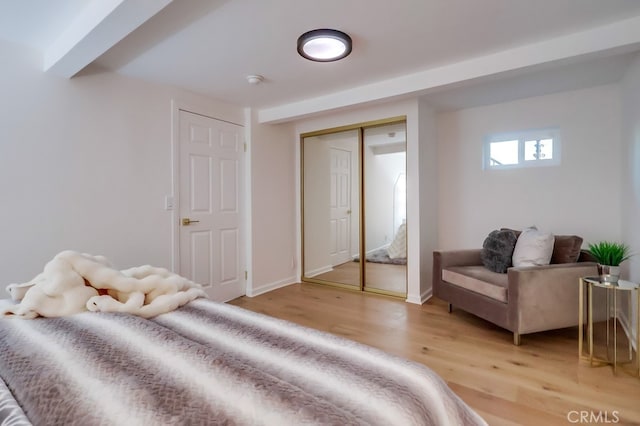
[583,276,639,290]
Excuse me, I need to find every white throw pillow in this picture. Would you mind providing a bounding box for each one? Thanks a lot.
[512,226,555,267]
[387,223,407,259]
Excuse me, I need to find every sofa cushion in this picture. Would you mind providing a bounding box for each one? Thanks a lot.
[442,266,508,303]
[550,235,583,264]
[512,227,554,267]
[480,229,518,273]
[502,228,583,264]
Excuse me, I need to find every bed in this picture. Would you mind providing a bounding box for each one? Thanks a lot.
[0,298,486,425]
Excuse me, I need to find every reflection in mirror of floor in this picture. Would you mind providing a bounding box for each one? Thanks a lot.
[311,260,407,295]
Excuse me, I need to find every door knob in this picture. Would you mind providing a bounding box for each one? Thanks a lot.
[346,209,352,214]
[182,218,200,226]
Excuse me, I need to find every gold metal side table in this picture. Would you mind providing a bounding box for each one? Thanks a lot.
[579,276,640,376]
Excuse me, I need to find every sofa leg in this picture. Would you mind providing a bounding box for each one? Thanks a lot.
[447,303,452,313]
[513,332,521,346]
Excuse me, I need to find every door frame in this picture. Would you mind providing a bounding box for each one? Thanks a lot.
[170,99,249,293]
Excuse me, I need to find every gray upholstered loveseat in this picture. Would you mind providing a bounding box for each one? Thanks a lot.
[433,235,597,345]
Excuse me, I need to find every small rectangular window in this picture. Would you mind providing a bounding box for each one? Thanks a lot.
[484,129,560,170]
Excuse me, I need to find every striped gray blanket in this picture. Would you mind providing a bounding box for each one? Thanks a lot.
[0,299,486,425]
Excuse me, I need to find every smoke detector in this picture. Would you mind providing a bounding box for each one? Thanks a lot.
[246,75,264,85]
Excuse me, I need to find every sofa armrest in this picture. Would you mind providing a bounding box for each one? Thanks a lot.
[507,262,598,334]
[433,250,483,299]
[433,249,483,269]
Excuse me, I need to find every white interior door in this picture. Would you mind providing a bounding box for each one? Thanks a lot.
[178,110,244,302]
[329,148,352,266]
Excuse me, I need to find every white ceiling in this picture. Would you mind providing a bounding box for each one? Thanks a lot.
[2,0,640,122]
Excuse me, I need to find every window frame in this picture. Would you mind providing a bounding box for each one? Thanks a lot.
[483,128,561,170]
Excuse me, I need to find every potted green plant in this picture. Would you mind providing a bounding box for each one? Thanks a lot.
[587,241,632,283]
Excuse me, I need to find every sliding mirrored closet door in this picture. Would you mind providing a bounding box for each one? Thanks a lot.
[301,119,407,297]
[302,129,361,289]
[363,123,407,295]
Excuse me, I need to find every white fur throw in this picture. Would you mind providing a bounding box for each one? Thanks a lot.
[2,250,206,319]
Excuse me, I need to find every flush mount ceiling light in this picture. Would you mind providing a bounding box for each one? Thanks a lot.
[297,29,352,62]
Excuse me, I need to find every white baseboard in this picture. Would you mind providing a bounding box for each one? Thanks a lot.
[406,287,432,305]
[246,276,297,297]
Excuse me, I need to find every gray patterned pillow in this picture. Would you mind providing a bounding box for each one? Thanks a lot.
[481,229,518,273]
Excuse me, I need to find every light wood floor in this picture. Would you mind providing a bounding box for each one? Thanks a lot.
[229,283,640,426]
[311,261,407,294]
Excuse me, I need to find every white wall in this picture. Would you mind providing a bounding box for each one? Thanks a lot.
[246,111,297,296]
[621,55,640,283]
[620,53,640,342]
[417,100,439,303]
[436,84,622,249]
[0,40,243,284]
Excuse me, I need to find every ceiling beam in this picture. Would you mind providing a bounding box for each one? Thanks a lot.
[258,15,640,124]
[44,0,173,78]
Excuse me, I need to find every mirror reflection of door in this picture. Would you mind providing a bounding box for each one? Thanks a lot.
[302,130,360,288]
[363,123,407,296]
[329,147,352,266]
